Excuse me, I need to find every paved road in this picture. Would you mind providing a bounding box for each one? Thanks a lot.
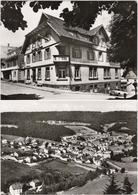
[1,81,111,100]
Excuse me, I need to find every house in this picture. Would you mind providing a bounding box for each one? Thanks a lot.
[22,13,121,93]
[1,46,24,82]
[9,182,23,195]
[29,179,42,190]
[0,44,15,79]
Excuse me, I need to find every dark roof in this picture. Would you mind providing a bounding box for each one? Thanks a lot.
[22,13,109,53]
[45,13,109,41]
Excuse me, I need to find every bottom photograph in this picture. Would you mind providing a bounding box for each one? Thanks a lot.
[1,109,137,195]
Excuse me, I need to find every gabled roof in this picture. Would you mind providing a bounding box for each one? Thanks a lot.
[22,13,109,53]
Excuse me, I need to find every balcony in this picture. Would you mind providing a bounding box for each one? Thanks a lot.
[53,55,70,63]
[110,62,120,67]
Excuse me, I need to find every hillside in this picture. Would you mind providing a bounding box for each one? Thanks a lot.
[1,111,137,141]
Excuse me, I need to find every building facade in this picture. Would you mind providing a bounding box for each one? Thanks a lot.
[22,13,121,93]
[1,47,24,82]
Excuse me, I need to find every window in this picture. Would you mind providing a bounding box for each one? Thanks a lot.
[32,52,36,62]
[115,68,118,78]
[26,45,30,51]
[37,39,42,47]
[58,67,66,78]
[59,46,66,55]
[45,34,51,42]
[87,50,95,60]
[13,71,16,77]
[98,51,103,61]
[45,67,50,80]
[37,68,41,80]
[37,51,42,61]
[75,66,80,79]
[26,55,30,64]
[32,42,36,49]
[101,38,106,47]
[44,48,51,60]
[72,47,82,58]
[104,68,111,79]
[27,69,30,80]
[89,67,98,79]
[93,36,99,45]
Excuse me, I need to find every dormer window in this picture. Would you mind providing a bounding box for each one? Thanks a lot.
[45,34,51,42]
[26,45,30,51]
[93,36,99,45]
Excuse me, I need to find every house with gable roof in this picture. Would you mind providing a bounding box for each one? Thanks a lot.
[22,13,121,93]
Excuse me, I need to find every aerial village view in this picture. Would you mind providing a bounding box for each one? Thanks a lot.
[1,110,137,194]
[0,1,137,100]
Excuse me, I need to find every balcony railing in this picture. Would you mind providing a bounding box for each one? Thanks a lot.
[53,55,70,62]
[110,62,120,67]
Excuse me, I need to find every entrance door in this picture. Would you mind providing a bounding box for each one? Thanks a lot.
[32,68,36,82]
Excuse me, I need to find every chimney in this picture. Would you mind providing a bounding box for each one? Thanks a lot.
[8,43,10,47]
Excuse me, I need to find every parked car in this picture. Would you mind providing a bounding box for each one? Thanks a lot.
[37,80,43,87]
[109,90,128,97]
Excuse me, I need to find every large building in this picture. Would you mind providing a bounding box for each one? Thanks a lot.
[22,13,121,93]
[1,46,24,82]
[0,44,15,79]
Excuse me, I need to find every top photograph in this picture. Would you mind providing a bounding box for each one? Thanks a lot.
[0,1,137,100]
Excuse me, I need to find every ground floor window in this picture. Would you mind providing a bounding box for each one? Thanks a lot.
[37,68,41,80]
[89,67,98,79]
[115,68,118,78]
[104,68,111,79]
[74,66,80,79]
[58,67,66,78]
[45,67,50,80]
[13,71,16,77]
[27,69,30,80]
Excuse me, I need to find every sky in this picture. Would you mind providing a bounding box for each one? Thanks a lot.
[0,1,112,47]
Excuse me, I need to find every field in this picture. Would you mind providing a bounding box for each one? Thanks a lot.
[35,159,88,175]
[1,111,137,142]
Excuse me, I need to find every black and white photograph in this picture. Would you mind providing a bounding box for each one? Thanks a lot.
[0,1,137,195]
[0,101,137,194]
[0,1,137,100]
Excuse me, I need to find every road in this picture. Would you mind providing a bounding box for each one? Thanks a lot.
[1,81,112,100]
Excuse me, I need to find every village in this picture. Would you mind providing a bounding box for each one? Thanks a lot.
[1,123,134,167]
[1,117,137,195]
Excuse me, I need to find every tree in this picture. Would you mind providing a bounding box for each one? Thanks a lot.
[107,1,137,73]
[122,176,133,194]
[104,175,121,194]
[1,1,137,71]
[1,1,62,32]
